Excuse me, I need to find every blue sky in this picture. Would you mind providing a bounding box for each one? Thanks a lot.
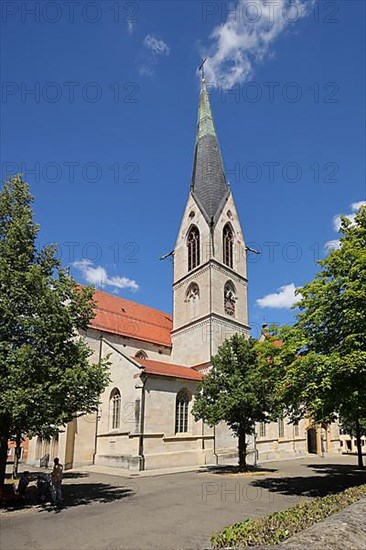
[1,0,365,337]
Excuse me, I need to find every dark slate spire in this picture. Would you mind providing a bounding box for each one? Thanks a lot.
[191,78,229,224]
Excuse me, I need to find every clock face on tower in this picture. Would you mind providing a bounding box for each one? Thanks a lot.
[224,298,235,316]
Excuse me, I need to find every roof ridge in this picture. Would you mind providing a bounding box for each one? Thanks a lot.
[133,356,203,381]
[135,357,191,368]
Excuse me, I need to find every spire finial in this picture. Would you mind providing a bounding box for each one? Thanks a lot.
[198,57,207,81]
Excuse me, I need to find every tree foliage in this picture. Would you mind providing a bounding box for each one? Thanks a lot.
[192,335,274,470]
[259,206,366,467]
[0,175,110,485]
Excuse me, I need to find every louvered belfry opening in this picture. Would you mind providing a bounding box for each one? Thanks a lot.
[187,225,200,271]
[223,223,234,268]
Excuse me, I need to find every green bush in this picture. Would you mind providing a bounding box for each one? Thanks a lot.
[211,484,366,548]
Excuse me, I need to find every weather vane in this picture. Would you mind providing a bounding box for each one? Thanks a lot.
[198,57,207,80]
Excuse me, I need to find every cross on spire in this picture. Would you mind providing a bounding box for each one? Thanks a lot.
[198,57,207,81]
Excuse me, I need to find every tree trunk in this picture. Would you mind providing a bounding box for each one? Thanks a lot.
[355,418,364,469]
[0,431,9,487]
[12,433,22,479]
[238,429,247,472]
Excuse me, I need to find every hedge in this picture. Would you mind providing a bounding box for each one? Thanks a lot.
[211,484,366,548]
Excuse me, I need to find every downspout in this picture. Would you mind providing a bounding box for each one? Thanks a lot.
[253,431,258,468]
[99,337,147,469]
[209,215,214,360]
[210,215,219,466]
[138,373,147,471]
[93,333,103,465]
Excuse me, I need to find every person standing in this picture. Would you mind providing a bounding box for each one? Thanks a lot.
[17,471,30,498]
[51,457,63,505]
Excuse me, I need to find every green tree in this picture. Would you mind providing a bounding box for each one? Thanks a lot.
[340,418,366,439]
[192,335,273,471]
[255,324,306,422]
[264,207,366,468]
[0,175,110,486]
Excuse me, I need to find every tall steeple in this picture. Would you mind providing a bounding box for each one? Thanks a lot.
[191,78,230,224]
[171,74,249,367]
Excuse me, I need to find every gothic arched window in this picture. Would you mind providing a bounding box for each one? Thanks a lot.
[187,225,200,271]
[175,389,190,433]
[110,388,121,430]
[223,223,234,268]
[224,281,236,316]
[185,282,200,319]
[278,418,285,438]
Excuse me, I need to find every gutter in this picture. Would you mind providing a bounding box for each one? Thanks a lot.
[138,373,147,471]
[100,336,146,471]
[209,216,219,466]
[93,334,103,464]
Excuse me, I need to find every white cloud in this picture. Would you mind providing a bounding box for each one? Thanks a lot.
[139,65,154,77]
[256,283,299,309]
[73,259,139,293]
[332,215,342,232]
[203,0,313,89]
[143,34,170,56]
[332,200,366,232]
[325,239,341,251]
[127,20,135,35]
[351,200,366,211]
[139,34,170,77]
[325,200,365,251]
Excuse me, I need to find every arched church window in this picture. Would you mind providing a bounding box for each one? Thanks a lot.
[186,282,199,302]
[278,418,285,438]
[135,350,147,360]
[110,388,121,430]
[185,282,200,318]
[187,225,200,271]
[224,281,236,316]
[223,223,234,268]
[175,389,190,433]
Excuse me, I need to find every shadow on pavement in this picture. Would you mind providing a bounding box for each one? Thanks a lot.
[5,470,89,483]
[62,472,90,479]
[200,465,277,475]
[305,463,366,476]
[1,481,135,514]
[40,481,135,513]
[251,462,366,498]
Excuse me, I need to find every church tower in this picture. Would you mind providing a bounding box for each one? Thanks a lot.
[172,78,249,367]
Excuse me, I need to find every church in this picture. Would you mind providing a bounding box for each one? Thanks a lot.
[27,77,341,471]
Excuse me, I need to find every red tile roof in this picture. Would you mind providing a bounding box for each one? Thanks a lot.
[134,357,203,381]
[260,333,283,348]
[90,290,172,347]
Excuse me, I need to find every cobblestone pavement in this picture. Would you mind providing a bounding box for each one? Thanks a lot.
[1,455,365,550]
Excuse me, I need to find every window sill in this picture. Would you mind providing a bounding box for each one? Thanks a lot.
[129,432,164,438]
[163,434,214,442]
[97,430,131,437]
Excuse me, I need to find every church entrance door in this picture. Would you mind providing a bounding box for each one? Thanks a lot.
[307,428,318,454]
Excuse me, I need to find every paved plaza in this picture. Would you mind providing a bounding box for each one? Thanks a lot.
[1,455,365,550]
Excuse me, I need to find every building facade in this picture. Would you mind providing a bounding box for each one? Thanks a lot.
[27,78,341,471]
